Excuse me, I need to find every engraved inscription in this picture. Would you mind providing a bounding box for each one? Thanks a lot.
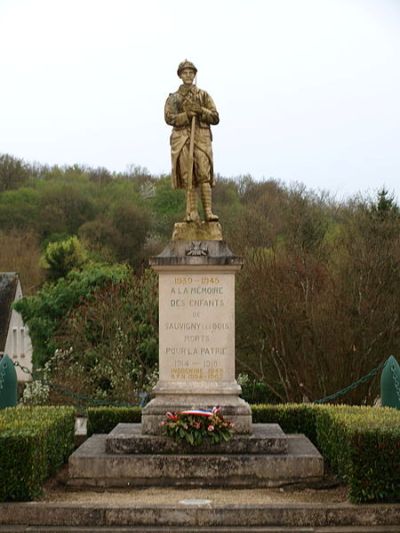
[159,273,235,383]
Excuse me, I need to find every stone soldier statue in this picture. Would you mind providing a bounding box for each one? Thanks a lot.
[165,60,219,223]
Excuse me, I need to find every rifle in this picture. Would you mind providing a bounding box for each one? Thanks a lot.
[186,114,197,221]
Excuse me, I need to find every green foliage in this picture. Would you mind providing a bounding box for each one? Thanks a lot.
[14,263,130,368]
[147,176,185,238]
[49,269,158,405]
[87,406,141,436]
[41,236,89,281]
[0,154,30,192]
[109,201,151,266]
[316,405,400,503]
[0,188,41,231]
[251,403,319,444]
[237,373,280,405]
[0,406,75,501]
[369,188,399,221]
[253,402,400,503]
[162,408,234,447]
[36,178,97,239]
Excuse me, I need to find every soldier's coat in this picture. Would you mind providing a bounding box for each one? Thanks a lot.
[164,85,219,189]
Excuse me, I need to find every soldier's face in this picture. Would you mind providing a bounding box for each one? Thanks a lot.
[180,68,196,85]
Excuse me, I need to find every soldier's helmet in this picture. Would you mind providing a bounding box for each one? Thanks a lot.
[177,60,197,77]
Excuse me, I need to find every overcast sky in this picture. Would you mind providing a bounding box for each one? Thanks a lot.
[1,0,399,200]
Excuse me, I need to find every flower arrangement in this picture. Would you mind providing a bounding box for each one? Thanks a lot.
[161,407,234,446]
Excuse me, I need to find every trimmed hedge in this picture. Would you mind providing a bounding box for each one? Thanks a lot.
[87,406,141,436]
[316,405,400,503]
[253,402,400,503]
[251,403,319,444]
[0,406,75,501]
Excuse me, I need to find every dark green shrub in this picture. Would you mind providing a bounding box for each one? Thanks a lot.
[316,405,400,503]
[87,406,141,436]
[252,402,400,502]
[239,378,280,405]
[251,403,320,444]
[0,406,75,501]
[14,263,130,367]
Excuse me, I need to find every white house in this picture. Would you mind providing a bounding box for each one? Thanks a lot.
[0,272,32,382]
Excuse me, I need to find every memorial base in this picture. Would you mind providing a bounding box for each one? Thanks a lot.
[68,423,324,489]
[142,392,252,435]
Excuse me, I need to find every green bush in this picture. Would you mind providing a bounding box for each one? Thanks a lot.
[251,403,320,444]
[316,405,400,503]
[0,406,75,501]
[14,263,130,367]
[238,374,280,405]
[87,406,141,436]
[41,236,88,281]
[253,402,400,503]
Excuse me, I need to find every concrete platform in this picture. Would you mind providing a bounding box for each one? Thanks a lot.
[68,432,323,489]
[106,423,288,455]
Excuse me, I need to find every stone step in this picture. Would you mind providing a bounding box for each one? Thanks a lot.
[1,503,399,529]
[106,423,288,455]
[1,527,400,532]
[68,433,323,489]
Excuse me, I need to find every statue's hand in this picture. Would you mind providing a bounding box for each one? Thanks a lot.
[190,102,202,115]
[184,101,202,118]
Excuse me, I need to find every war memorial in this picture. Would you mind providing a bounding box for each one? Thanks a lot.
[68,60,323,489]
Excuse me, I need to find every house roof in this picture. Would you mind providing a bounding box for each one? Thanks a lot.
[0,273,18,352]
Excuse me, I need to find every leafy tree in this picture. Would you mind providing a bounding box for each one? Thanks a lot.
[36,180,96,238]
[14,263,130,368]
[0,154,30,192]
[41,236,89,281]
[49,270,158,404]
[0,188,41,231]
[110,201,151,267]
[368,188,399,224]
[79,217,120,263]
[149,176,185,237]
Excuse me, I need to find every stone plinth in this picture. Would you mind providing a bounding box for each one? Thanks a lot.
[68,429,324,489]
[106,423,288,455]
[142,240,252,434]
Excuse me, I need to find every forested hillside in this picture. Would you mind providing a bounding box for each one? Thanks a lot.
[1,153,399,405]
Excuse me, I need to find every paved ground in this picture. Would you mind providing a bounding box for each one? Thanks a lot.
[43,465,348,505]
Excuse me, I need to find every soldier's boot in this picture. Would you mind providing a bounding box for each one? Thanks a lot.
[200,183,219,222]
[186,188,201,223]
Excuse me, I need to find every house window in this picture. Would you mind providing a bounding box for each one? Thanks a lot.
[12,327,18,358]
[20,327,25,357]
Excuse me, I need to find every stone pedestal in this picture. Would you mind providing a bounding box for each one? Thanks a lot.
[68,237,325,491]
[141,240,252,434]
[68,425,324,488]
